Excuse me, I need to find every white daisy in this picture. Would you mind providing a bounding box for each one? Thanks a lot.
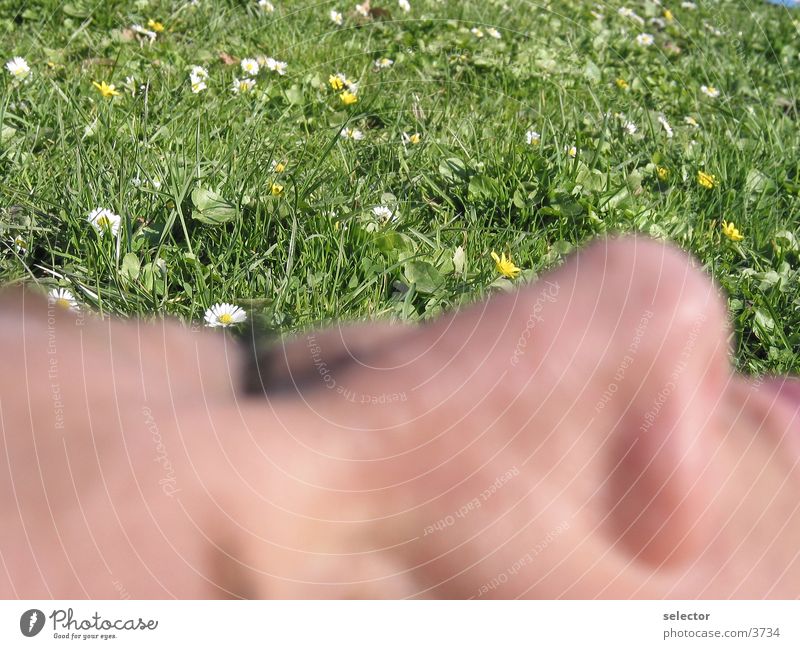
[264,57,287,75]
[191,65,209,80]
[5,56,30,80]
[565,145,577,158]
[355,2,369,17]
[374,57,394,69]
[190,76,207,93]
[622,120,637,135]
[232,77,256,94]
[372,205,394,221]
[526,130,540,145]
[681,1,697,8]
[402,132,421,144]
[48,288,79,312]
[487,27,502,39]
[10,234,27,253]
[258,0,275,12]
[649,17,666,29]
[340,127,364,140]
[684,115,699,127]
[398,0,411,12]
[204,303,247,328]
[87,207,122,237]
[131,24,157,42]
[618,7,645,24]
[657,114,673,138]
[240,58,260,76]
[189,66,208,93]
[635,33,654,46]
[330,9,344,25]
[470,27,484,38]
[700,84,720,98]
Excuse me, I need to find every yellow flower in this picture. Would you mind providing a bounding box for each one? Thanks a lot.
[656,166,669,180]
[270,183,284,196]
[615,78,629,90]
[697,170,716,189]
[147,19,165,32]
[92,80,120,98]
[663,9,674,21]
[329,75,344,90]
[491,251,521,279]
[721,220,743,242]
[274,162,286,173]
[340,90,358,105]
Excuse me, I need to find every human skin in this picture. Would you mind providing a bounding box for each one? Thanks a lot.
[0,235,798,598]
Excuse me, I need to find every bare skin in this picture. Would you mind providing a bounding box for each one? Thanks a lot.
[1,235,798,598]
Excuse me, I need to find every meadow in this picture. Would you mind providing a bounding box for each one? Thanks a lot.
[1,0,798,374]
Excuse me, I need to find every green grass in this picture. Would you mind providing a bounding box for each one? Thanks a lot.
[1,0,799,373]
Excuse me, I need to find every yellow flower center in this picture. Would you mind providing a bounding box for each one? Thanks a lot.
[56,298,71,309]
[218,313,233,325]
[96,215,110,229]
